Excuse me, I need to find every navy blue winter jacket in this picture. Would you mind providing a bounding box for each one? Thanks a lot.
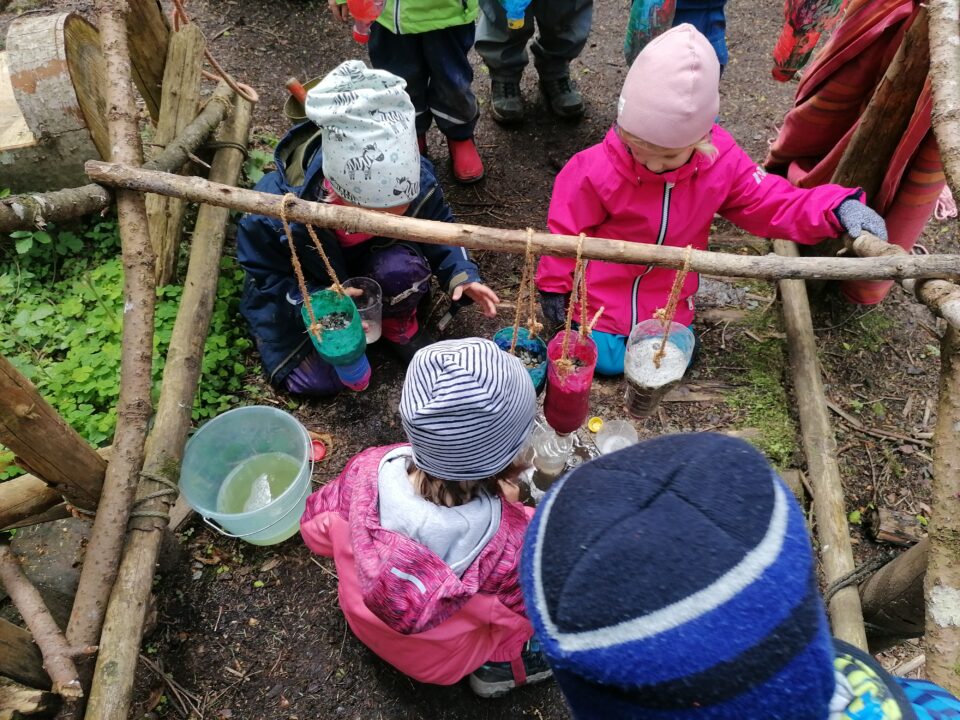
[236,122,481,386]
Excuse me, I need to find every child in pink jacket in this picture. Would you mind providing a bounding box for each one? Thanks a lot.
[300,338,551,697]
[536,24,888,375]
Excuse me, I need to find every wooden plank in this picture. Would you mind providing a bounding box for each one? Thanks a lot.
[0,619,49,690]
[0,52,35,151]
[127,0,171,123]
[0,675,58,718]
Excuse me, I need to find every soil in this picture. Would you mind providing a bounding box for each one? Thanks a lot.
[319,311,352,331]
[2,0,957,717]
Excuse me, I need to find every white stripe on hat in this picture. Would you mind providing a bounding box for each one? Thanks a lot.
[530,474,790,654]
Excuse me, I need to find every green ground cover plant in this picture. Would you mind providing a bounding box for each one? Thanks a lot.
[0,213,252,479]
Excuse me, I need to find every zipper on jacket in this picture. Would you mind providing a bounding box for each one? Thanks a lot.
[631,182,674,324]
[394,0,401,34]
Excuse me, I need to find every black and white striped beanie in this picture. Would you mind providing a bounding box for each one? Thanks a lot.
[400,338,537,481]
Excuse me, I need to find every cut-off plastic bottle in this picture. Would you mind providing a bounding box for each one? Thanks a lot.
[347,0,385,43]
[502,0,533,28]
[302,288,370,391]
[544,330,598,435]
[623,320,694,418]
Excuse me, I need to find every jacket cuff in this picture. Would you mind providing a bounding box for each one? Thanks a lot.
[447,270,479,295]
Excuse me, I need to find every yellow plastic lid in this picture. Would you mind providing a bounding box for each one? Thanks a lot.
[587,416,603,433]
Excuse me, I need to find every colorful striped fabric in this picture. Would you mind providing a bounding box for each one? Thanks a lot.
[765,0,943,305]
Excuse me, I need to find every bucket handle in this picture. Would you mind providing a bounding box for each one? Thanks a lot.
[201,458,314,539]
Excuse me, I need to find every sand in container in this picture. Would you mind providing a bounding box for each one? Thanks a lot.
[624,338,691,418]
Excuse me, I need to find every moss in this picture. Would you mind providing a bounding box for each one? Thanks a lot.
[724,312,798,469]
[853,310,896,353]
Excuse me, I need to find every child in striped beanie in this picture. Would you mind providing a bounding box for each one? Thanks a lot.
[520,432,960,719]
[300,338,552,696]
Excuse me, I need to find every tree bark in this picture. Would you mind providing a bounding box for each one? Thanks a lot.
[775,239,869,649]
[0,545,82,697]
[84,94,254,720]
[929,0,960,198]
[84,162,960,283]
[0,618,50,690]
[125,0,169,123]
[0,83,234,233]
[65,0,157,680]
[0,355,105,510]
[925,325,960,693]
[850,234,960,330]
[860,539,927,653]
[146,24,204,285]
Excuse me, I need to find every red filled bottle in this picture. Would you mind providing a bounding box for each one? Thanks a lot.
[346,0,385,43]
[543,331,597,436]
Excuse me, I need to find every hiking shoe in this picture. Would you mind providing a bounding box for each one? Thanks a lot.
[490,80,524,124]
[469,638,554,698]
[417,133,427,155]
[540,75,584,118]
[448,137,485,184]
[385,326,434,366]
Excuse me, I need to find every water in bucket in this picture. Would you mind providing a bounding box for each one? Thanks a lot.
[180,406,311,546]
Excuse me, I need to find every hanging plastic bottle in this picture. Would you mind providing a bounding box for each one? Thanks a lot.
[772,0,849,81]
[543,330,598,435]
[347,0,386,43]
[623,320,694,418]
[301,288,371,391]
[502,0,533,29]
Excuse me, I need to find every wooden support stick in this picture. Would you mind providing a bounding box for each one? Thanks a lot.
[83,161,960,282]
[0,545,82,697]
[146,23,204,285]
[775,240,869,649]
[860,539,927,653]
[925,325,960,693]
[0,83,234,233]
[84,94,254,720]
[0,355,105,510]
[65,0,157,677]
[929,0,960,199]
[850,234,960,330]
[0,618,50,690]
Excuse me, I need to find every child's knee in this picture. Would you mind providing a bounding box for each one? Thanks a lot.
[363,244,431,318]
[280,353,344,396]
[592,333,626,376]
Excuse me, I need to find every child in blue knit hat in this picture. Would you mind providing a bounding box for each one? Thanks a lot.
[520,432,960,719]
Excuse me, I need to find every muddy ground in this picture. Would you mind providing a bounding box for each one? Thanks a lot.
[2,0,955,717]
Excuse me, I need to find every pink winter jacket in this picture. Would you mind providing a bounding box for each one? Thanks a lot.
[536,125,860,335]
[299,444,534,685]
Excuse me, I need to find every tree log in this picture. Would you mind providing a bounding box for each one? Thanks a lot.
[146,24,204,285]
[0,619,49,690]
[65,0,157,677]
[860,539,927,653]
[0,83,234,233]
[925,325,960,693]
[867,507,926,546]
[775,239,869,649]
[0,545,81,697]
[0,355,104,510]
[125,0,169,123]
[850,234,960,330]
[0,675,59,718]
[929,0,960,198]
[83,162,960,282]
[84,94,254,720]
[0,476,61,532]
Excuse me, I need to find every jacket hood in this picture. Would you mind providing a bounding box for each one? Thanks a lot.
[347,445,529,635]
[602,125,715,186]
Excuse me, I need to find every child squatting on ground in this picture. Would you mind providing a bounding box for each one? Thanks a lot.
[299,338,553,697]
[236,61,499,396]
[521,432,960,719]
[328,0,486,183]
[536,24,888,376]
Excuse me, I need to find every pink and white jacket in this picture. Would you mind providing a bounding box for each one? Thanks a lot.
[536,125,860,336]
[300,444,534,685]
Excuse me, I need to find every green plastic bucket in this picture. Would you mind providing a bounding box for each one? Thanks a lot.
[179,406,312,546]
[301,289,366,366]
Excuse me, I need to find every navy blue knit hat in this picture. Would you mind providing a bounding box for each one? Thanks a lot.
[520,432,836,720]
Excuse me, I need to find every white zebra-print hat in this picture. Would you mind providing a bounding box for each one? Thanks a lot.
[305,60,421,209]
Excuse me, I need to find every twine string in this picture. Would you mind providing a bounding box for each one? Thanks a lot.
[652,245,693,368]
[280,194,322,343]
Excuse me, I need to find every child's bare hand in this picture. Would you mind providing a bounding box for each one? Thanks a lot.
[343,286,363,298]
[498,478,520,503]
[452,282,500,317]
[328,0,351,22]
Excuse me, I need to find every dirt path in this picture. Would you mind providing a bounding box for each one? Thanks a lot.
[2,0,956,716]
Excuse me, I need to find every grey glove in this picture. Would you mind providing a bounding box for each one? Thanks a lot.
[539,291,569,336]
[836,198,888,241]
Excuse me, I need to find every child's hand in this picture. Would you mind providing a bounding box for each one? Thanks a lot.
[498,478,521,503]
[452,282,500,317]
[836,199,888,241]
[539,291,569,335]
[328,0,351,21]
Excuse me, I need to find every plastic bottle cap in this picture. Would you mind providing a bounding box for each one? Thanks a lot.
[506,17,525,29]
[587,417,603,433]
[353,29,371,43]
[310,438,327,462]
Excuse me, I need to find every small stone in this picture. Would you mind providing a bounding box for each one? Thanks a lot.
[266,684,284,699]
[192,570,203,581]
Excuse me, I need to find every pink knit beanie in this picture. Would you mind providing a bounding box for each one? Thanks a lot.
[617,24,720,149]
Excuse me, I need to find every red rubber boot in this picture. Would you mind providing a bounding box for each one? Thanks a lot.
[448,137,484,184]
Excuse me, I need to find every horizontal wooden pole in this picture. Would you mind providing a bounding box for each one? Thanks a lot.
[84,160,960,282]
